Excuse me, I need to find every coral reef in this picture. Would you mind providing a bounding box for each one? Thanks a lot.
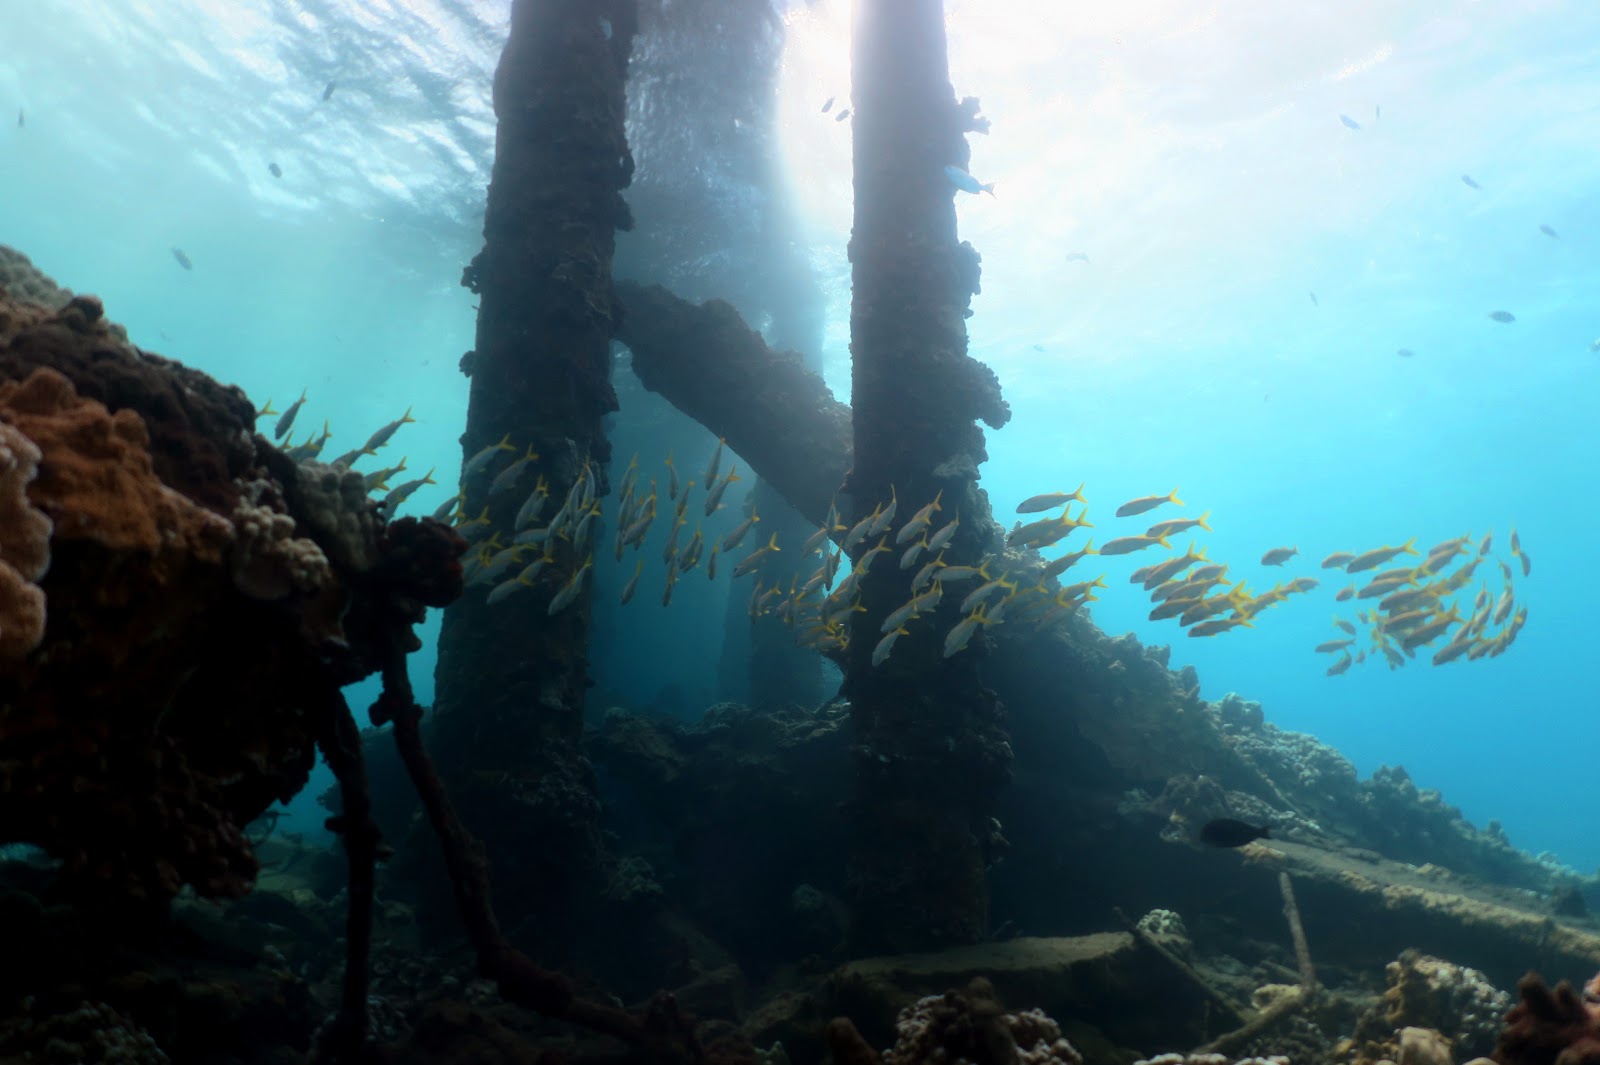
[826,979,1082,1065]
[0,999,169,1064]
[1351,951,1511,1061]
[0,418,49,660]
[1494,972,1600,1065]
[0,285,460,903]
[1134,1057,1288,1065]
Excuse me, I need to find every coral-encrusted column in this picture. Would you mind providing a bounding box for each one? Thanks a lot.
[432,0,636,958]
[844,0,1013,952]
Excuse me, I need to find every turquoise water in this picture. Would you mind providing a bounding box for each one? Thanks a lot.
[4,0,1598,871]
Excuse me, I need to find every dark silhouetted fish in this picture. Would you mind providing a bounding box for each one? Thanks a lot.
[268,162,282,178]
[171,247,193,270]
[1200,818,1270,848]
[821,96,834,113]
[1339,113,1361,131]
[1539,224,1558,238]
[1461,173,1481,189]
[1397,348,1414,357]
[1488,310,1515,323]
[835,108,850,122]
[322,81,336,101]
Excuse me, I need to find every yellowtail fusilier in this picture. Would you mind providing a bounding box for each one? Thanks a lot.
[895,490,943,545]
[362,405,416,454]
[274,389,308,440]
[1115,488,1182,518]
[1015,483,1084,514]
[463,433,519,480]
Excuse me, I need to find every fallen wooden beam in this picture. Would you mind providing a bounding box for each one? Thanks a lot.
[615,280,851,528]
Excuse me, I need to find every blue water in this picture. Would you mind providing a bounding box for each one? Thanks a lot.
[5,0,1599,872]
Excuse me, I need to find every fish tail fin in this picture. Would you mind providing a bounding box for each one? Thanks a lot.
[1169,488,1184,507]
[981,182,996,197]
[1401,536,1418,557]
[1197,510,1212,532]
[1082,538,1095,555]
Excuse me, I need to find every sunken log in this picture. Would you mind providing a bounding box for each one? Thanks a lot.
[841,0,1012,953]
[615,280,851,528]
[432,0,637,956]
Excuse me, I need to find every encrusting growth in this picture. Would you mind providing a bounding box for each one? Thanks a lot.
[0,418,49,660]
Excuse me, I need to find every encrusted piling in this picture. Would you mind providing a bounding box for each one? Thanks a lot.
[843,0,1012,952]
[432,0,637,955]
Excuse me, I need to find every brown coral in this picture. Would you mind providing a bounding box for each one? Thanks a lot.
[0,366,232,561]
[1494,972,1600,1065]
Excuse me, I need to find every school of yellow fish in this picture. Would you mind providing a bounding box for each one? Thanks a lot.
[1005,480,1532,676]
[256,398,1532,673]
[1316,529,1530,674]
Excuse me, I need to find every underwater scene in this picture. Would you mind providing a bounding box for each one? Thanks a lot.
[3,0,1600,1062]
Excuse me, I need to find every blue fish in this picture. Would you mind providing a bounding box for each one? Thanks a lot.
[944,164,995,197]
[1461,173,1481,190]
[1339,113,1361,131]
